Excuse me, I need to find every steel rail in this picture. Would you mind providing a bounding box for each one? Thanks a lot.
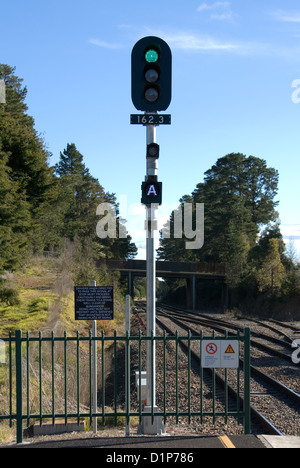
[157,306,295,363]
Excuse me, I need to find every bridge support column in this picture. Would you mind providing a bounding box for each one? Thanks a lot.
[186,275,196,311]
[128,272,134,299]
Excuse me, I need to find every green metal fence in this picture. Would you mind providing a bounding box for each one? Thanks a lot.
[0,328,251,443]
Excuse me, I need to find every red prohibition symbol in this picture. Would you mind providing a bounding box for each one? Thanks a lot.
[206,343,218,355]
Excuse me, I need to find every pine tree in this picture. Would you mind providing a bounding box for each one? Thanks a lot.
[0,64,52,262]
[256,238,285,294]
[55,143,87,177]
[52,143,137,259]
[159,153,280,289]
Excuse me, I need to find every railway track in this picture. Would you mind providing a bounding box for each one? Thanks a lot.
[158,305,296,363]
[133,302,300,436]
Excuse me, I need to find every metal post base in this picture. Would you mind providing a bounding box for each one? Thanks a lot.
[140,406,165,435]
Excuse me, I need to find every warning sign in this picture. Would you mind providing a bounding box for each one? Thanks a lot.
[201,340,239,368]
[74,286,114,321]
[225,344,235,354]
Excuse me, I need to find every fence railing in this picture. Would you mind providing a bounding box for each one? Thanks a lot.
[0,328,251,443]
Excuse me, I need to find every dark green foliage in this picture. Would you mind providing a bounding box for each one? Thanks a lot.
[159,153,300,314]
[0,287,20,306]
[0,64,136,284]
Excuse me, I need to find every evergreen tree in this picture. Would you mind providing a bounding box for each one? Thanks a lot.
[0,65,52,210]
[0,64,52,262]
[0,147,31,270]
[256,238,285,294]
[52,143,137,259]
[159,153,280,290]
[55,143,88,177]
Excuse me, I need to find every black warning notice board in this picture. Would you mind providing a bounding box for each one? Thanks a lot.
[74,286,113,321]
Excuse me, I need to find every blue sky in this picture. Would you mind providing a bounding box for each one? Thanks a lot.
[1,0,300,259]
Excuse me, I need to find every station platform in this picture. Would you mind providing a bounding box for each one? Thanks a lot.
[3,434,300,449]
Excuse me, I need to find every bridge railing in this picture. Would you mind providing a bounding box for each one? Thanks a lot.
[0,328,250,443]
[100,259,226,276]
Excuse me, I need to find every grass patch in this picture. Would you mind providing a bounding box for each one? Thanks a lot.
[0,285,55,336]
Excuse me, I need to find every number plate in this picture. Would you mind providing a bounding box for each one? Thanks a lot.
[130,114,171,125]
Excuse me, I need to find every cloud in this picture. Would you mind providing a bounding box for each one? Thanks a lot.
[89,39,123,49]
[281,225,300,240]
[89,26,243,54]
[164,33,239,52]
[271,9,300,23]
[198,1,230,12]
[144,29,264,55]
[197,1,235,21]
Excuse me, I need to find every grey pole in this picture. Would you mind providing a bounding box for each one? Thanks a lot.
[142,119,164,435]
[125,295,131,436]
[146,122,157,408]
[92,280,97,434]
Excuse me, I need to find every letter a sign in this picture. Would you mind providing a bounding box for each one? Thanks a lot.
[141,180,162,205]
[147,184,157,196]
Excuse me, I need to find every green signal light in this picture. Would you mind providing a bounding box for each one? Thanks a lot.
[145,49,158,63]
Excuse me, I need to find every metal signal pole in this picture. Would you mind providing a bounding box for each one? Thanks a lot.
[145,122,157,409]
[141,118,165,435]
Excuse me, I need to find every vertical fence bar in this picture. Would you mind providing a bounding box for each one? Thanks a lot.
[101,330,105,426]
[138,331,142,424]
[224,368,228,424]
[52,331,55,426]
[15,330,23,444]
[26,332,30,427]
[188,330,191,425]
[224,330,228,424]
[212,368,216,424]
[125,330,130,430]
[151,331,154,424]
[64,331,67,425]
[237,364,241,423]
[89,330,92,427]
[9,331,12,428]
[92,320,97,434]
[163,330,166,424]
[39,331,42,426]
[212,330,216,424]
[200,330,203,424]
[92,280,97,434]
[175,330,179,424]
[114,331,117,426]
[243,327,251,434]
[125,295,130,435]
[76,331,80,426]
[237,330,241,424]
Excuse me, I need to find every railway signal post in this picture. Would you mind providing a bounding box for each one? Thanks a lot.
[131,36,172,434]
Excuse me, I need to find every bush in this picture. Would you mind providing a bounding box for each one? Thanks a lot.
[27,298,48,313]
[0,288,20,306]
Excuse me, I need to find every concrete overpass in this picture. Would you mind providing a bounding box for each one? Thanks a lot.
[99,260,226,310]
